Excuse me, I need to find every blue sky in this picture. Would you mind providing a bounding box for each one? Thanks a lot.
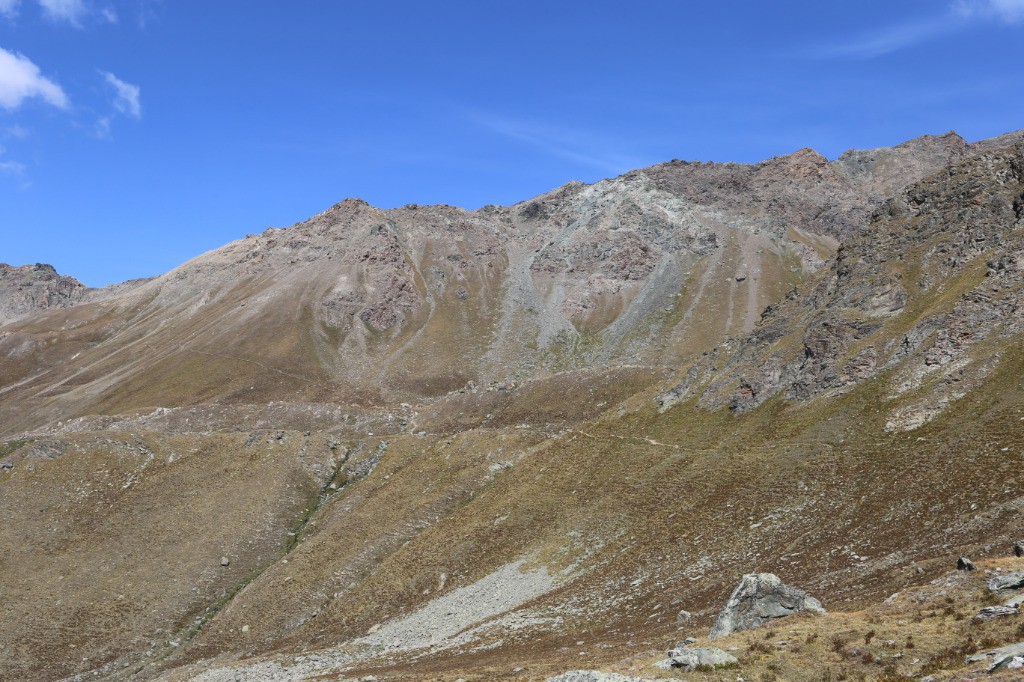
[1,1,1023,286]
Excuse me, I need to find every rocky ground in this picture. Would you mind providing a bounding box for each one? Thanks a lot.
[3,130,1024,681]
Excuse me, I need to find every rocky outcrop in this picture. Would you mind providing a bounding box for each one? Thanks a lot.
[709,573,825,639]
[989,572,1024,593]
[659,138,1024,432]
[967,641,1024,672]
[0,263,89,326]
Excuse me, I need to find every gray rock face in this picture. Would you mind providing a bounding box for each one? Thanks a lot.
[957,556,976,571]
[659,646,738,671]
[0,263,89,326]
[709,573,825,639]
[989,572,1024,593]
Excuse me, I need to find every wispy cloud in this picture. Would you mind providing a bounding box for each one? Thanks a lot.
[954,0,1024,22]
[38,0,86,25]
[0,0,19,19]
[100,70,141,118]
[813,1,1024,59]
[468,112,643,175]
[0,145,29,189]
[0,46,68,110]
[816,17,957,59]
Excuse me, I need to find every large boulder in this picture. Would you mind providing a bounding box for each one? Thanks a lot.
[709,573,825,639]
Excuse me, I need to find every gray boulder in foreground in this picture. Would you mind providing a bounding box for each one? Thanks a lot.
[657,646,739,671]
[709,572,825,639]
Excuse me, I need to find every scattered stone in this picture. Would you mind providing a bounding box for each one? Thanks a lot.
[709,573,825,638]
[976,605,1018,620]
[546,672,667,682]
[675,609,692,623]
[220,556,230,567]
[659,646,739,671]
[989,572,1024,593]
[957,556,975,571]
[1015,541,1024,557]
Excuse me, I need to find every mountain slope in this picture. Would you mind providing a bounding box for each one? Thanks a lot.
[2,130,1024,682]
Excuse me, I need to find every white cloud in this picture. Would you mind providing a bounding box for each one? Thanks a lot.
[0,0,20,19]
[0,47,68,110]
[100,6,115,22]
[38,0,86,24]
[955,0,1024,22]
[100,70,140,118]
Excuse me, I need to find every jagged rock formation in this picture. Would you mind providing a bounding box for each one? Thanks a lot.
[0,262,89,325]
[3,129,1024,682]
[708,573,825,638]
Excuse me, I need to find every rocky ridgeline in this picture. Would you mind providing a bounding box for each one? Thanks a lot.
[659,136,1024,431]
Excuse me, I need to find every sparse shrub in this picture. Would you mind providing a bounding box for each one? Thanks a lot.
[748,640,773,654]
[806,631,819,644]
[864,629,876,645]
[905,635,914,649]
[919,636,977,674]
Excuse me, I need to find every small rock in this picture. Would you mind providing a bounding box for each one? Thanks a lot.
[665,646,739,671]
[241,625,249,633]
[546,672,663,682]
[989,572,1024,593]
[220,556,230,567]
[957,556,975,571]
[675,609,692,623]
[1015,541,1024,557]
